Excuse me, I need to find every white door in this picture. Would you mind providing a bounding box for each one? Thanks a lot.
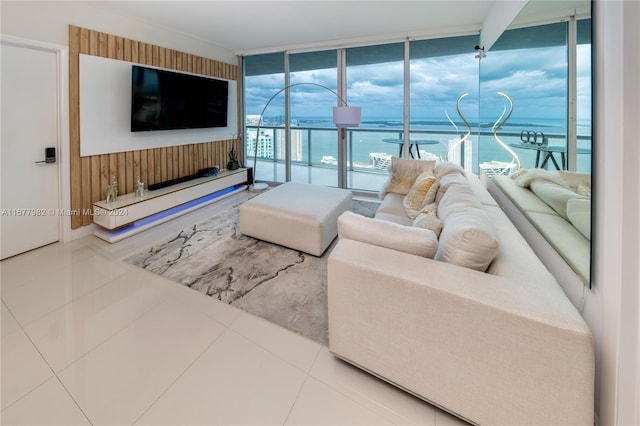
[1,41,61,259]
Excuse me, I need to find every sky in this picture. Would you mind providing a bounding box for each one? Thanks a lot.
[244,43,592,129]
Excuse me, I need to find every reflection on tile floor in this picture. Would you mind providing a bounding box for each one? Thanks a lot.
[0,191,469,426]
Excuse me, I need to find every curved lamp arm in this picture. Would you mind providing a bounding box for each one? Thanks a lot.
[492,91,521,172]
[446,92,472,163]
[250,82,359,191]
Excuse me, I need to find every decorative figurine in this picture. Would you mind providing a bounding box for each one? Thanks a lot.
[135,178,145,198]
[106,176,118,203]
[227,149,240,170]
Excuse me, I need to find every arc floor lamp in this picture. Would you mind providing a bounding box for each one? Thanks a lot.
[249,82,361,191]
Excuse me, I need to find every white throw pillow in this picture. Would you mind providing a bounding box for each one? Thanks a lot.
[338,211,438,258]
[558,171,591,192]
[379,157,437,198]
[434,161,465,179]
[403,171,438,219]
[567,198,591,240]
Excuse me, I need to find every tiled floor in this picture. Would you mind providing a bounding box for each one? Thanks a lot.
[1,191,468,426]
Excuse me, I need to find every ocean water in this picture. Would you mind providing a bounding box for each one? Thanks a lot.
[250,116,593,173]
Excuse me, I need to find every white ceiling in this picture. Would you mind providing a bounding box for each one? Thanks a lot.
[91,1,590,55]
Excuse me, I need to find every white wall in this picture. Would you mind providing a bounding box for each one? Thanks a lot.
[79,54,238,156]
[0,0,237,241]
[0,1,237,64]
[593,1,640,424]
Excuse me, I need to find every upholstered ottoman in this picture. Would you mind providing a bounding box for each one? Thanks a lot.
[239,182,352,256]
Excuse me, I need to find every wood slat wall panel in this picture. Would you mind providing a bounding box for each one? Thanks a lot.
[69,25,240,229]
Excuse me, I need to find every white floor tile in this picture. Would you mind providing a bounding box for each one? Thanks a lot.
[435,408,473,426]
[1,329,53,410]
[285,376,393,425]
[0,190,450,425]
[229,310,322,373]
[135,329,307,425]
[23,268,168,372]
[155,274,243,327]
[1,301,20,337]
[58,299,225,426]
[309,347,436,425]
[2,254,133,325]
[0,377,90,425]
[1,239,96,292]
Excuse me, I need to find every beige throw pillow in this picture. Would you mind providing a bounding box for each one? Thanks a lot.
[379,157,437,198]
[403,171,438,218]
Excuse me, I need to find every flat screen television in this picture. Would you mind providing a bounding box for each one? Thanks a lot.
[131,65,228,132]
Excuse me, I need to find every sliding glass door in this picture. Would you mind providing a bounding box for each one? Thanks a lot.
[289,50,339,186]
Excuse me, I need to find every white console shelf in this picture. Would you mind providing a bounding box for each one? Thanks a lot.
[93,168,248,243]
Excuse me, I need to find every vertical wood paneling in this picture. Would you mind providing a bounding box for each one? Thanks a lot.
[69,25,239,229]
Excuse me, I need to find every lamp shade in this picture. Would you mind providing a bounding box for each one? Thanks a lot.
[333,106,361,128]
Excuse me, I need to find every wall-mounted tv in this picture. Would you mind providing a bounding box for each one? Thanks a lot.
[131,65,228,132]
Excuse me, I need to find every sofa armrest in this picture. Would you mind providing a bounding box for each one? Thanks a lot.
[328,239,594,426]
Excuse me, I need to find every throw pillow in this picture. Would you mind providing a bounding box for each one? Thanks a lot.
[434,161,465,179]
[558,171,591,193]
[412,203,443,238]
[337,211,438,258]
[379,157,437,198]
[403,171,438,219]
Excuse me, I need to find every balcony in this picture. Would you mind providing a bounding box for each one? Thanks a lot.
[246,125,592,193]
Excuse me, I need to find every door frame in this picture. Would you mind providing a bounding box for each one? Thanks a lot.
[1,35,70,244]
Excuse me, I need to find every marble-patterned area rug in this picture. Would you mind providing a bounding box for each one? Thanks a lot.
[125,191,380,346]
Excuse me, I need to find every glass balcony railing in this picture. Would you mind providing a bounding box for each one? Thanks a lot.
[245,125,592,192]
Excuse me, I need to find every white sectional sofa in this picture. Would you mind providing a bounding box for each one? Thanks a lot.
[327,159,594,425]
[489,170,591,284]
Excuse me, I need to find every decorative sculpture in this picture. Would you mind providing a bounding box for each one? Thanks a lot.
[491,91,521,172]
[135,178,145,198]
[446,93,472,163]
[105,176,118,203]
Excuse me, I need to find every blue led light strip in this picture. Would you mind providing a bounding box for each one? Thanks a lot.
[106,185,242,237]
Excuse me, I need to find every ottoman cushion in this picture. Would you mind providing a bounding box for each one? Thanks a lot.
[239,182,353,256]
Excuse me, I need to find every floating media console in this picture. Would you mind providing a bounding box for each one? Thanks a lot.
[93,168,249,243]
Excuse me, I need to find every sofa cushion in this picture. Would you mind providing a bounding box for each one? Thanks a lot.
[567,198,591,240]
[529,180,582,221]
[338,211,438,258]
[436,184,499,271]
[376,193,413,226]
[435,171,467,203]
[403,171,438,219]
[380,157,436,198]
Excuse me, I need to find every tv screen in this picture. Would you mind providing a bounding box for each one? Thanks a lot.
[131,65,228,132]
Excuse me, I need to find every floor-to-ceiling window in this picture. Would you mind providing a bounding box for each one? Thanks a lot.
[409,35,479,171]
[345,43,404,191]
[289,50,339,186]
[242,17,590,188]
[244,52,285,183]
